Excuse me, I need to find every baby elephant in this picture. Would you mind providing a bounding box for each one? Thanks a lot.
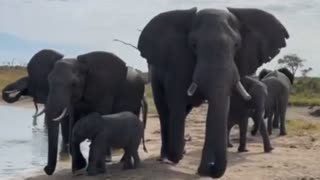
[71,111,147,176]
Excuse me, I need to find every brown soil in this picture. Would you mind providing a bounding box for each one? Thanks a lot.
[8,104,320,180]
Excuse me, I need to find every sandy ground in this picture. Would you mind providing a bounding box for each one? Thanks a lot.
[3,99,320,180]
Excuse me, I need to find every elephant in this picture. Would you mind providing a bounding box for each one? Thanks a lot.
[258,67,294,136]
[2,49,64,123]
[72,111,147,176]
[138,7,289,178]
[227,76,273,153]
[44,51,146,175]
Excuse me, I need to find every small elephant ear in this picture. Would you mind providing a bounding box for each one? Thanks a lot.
[258,69,272,80]
[278,67,294,84]
[228,8,289,76]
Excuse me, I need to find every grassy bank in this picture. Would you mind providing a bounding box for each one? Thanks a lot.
[0,67,27,91]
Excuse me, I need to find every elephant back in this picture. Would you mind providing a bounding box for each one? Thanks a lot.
[27,49,64,104]
[76,51,128,112]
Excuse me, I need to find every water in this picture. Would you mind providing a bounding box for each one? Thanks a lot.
[0,106,48,178]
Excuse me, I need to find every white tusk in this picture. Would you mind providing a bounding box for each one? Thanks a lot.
[4,90,19,94]
[187,82,198,96]
[52,108,68,121]
[236,81,251,101]
[33,108,45,118]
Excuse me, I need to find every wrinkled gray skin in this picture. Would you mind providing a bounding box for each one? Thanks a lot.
[258,68,294,136]
[228,76,273,153]
[72,112,147,176]
[138,7,288,178]
[44,51,146,175]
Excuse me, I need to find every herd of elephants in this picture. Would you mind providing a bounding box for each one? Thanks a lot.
[1,7,293,179]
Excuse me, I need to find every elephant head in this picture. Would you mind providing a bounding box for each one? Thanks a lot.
[44,51,127,175]
[2,76,29,103]
[138,7,288,178]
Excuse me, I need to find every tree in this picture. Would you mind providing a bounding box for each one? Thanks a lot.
[278,54,305,77]
[301,67,312,77]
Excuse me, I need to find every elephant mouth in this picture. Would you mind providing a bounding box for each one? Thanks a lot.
[52,108,68,121]
[4,90,21,97]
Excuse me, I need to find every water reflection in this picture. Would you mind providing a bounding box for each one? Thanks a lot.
[0,105,48,177]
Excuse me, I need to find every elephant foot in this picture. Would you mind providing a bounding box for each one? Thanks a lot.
[166,151,183,164]
[122,162,133,170]
[87,168,98,176]
[197,162,225,178]
[105,156,112,163]
[279,131,287,136]
[228,143,233,148]
[251,129,258,136]
[44,165,55,175]
[238,147,249,153]
[72,156,87,174]
[264,146,274,153]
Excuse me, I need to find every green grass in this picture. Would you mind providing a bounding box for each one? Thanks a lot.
[287,119,320,136]
[145,84,157,114]
[0,68,27,91]
[289,95,320,107]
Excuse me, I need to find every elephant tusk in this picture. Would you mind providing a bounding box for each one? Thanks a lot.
[52,108,68,121]
[236,81,251,101]
[33,108,46,118]
[4,90,20,94]
[187,82,198,96]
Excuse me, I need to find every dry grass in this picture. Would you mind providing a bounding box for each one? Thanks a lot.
[287,119,320,136]
[0,68,27,91]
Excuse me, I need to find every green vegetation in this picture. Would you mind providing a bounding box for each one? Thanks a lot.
[289,77,320,106]
[287,119,320,136]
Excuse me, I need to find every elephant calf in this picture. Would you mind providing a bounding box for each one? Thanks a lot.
[228,76,273,153]
[71,112,147,176]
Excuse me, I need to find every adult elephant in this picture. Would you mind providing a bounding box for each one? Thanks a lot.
[138,7,289,178]
[228,76,272,153]
[2,49,64,121]
[44,51,146,175]
[258,67,294,135]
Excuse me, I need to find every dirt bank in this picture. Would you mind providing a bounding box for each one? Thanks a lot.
[6,105,320,180]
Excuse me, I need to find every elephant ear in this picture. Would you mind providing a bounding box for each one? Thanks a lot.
[77,51,127,110]
[228,8,289,76]
[278,67,294,84]
[27,49,64,104]
[258,69,272,80]
[138,7,197,67]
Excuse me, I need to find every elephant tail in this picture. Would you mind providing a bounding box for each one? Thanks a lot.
[141,96,148,153]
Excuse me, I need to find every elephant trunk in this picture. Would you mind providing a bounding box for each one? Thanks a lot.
[44,117,59,175]
[2,90,22,103]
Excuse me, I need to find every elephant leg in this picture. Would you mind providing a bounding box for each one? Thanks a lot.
[272,110,280,129]
[279,97,289,136]
[253,112,273,152]
[227,121,234,148]
[132,150,141,168]
[165,81,188,163]
[60,116,70,154]
[105,148,112,162]
[267,112,273,135]
[122,148,133,170]
[151,78,169,161]
[87,142,101,176]
[238,116,249,152]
